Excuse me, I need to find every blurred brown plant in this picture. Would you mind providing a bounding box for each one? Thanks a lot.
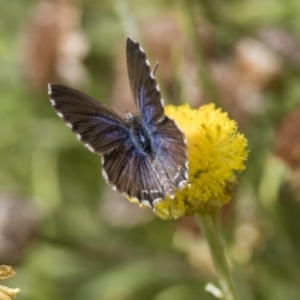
[210,37,282,127]
[21,0,89,91]
[259,27,300,67]
[275,103,300,169]
[274,103,300,200]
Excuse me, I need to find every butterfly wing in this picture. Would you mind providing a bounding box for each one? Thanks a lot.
[49,83,164,205]
[154,117,189,189]
[126,37,164,124]
[102,147,164,206]
[48,83,130,154]
[126,37,189,194]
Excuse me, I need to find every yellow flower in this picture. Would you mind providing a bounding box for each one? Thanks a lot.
[154,104,248,219]
[0,266,20,300]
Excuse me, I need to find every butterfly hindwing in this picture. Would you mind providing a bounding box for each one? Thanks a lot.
[48,83,130,154]
[154,117,188,188]
[102,147,164,206]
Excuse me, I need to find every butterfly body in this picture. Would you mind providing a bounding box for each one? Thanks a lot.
[48,37,188,207]
[126,113,154,156]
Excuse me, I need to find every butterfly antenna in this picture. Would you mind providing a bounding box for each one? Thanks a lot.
[153,62,159,76]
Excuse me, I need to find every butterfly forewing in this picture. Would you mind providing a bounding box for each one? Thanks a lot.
[48,83,130,154]
[126,37,165,124]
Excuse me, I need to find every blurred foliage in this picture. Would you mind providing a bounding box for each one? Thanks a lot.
[0,0,300,299]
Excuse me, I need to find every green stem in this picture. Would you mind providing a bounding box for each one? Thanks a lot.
[196,212,240,300]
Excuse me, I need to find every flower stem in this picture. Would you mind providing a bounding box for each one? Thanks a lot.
[196,212,240,300]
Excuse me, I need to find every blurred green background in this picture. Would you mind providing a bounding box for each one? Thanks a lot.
[1,0,300,299]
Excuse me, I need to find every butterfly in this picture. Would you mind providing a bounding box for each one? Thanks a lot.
[48,37,188,208]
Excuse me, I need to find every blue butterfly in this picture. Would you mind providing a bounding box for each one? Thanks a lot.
[48,37,188,207]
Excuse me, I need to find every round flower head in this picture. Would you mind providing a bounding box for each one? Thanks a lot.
[154,104,248,219]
